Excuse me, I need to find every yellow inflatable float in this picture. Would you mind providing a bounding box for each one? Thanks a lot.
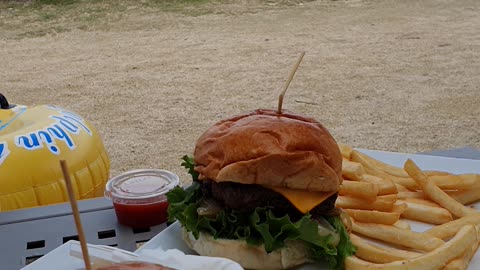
[0,94,110,211]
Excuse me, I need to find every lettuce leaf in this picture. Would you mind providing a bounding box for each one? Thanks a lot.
[180,155,199,181]
[166,156,356,270]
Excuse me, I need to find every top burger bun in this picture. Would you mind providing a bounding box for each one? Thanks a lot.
[194,109,342,192]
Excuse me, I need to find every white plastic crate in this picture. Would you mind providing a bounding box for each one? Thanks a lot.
[0,198,166,270]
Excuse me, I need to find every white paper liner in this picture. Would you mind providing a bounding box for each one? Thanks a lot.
[69,241,243,270]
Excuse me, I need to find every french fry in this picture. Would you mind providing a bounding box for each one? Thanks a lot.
[388,173,477,191]
[392,202,408,214]
[352,221,444,252]
[342,159,366,181]
[444,240,479,270]
[387,177,418,190]
[338,147,480,270]
[344,209,400,225]
[395,184,409,192]
[403,197,440,207]
[339,180,379,200]
[397,191,425,200]
[449,188,480,205]
[353,152,479,191]
[425,170,451,176]
[404,159,478,218]
[425,214,480,239]
[351,151,419,189]
[443,223,480,270]
[391,176,477,192]
[398,200,453,225]
[428,174,477,190]
[336,195,396,211]
[392,219,411,230]
[339,143,354,159]
[349,234,422,263]
[345,225,476,270]
[360,174,398,195]
[352,150,410,178]
[459,173,480,186]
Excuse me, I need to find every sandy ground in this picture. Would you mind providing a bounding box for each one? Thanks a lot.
[1,0,479,185]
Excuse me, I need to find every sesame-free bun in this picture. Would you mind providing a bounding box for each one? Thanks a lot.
[193,109,342,192]
[182,228,311,270]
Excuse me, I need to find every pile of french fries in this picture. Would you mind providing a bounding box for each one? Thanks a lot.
[337,144,480,270]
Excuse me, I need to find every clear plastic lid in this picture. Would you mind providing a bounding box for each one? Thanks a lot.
[105,169,179,204]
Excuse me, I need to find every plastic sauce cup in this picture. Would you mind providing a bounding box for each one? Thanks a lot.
[105,169,179,228]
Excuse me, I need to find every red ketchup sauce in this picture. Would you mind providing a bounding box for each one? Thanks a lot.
[105,169,179,229]
[113,200,169,228]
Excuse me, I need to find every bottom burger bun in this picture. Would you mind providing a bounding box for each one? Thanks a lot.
[182,227,312,270]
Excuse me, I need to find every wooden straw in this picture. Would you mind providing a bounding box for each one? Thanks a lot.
[60,160,92,270]
[277,51,306,114]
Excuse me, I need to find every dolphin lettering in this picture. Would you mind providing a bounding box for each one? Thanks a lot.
[62,113,92,135]
[48,124,75,150]
[51,115,79,134]
[38,130,59,155]
[13,110,92,155]
[15,133,42,150]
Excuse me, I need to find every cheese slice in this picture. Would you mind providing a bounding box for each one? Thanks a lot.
[268,186,336,214]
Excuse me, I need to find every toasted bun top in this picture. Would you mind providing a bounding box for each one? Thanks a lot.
[193,109,342,192]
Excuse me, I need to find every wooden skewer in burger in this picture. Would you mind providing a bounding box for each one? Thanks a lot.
[60,160,173,270]
[166,52,356,270]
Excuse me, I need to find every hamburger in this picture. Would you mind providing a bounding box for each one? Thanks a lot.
[166,109,355,270]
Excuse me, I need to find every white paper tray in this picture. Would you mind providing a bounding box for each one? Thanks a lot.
[138,150,480,270]
[20,241,138,270]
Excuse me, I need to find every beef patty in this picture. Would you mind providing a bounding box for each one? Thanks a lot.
[200,180,338,221]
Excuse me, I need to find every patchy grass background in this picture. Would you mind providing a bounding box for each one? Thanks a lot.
[0,0,311,39]
[0,0,220,38]
[1,0,479,184]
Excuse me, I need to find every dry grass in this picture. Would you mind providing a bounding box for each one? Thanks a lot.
[1,0,479,185]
